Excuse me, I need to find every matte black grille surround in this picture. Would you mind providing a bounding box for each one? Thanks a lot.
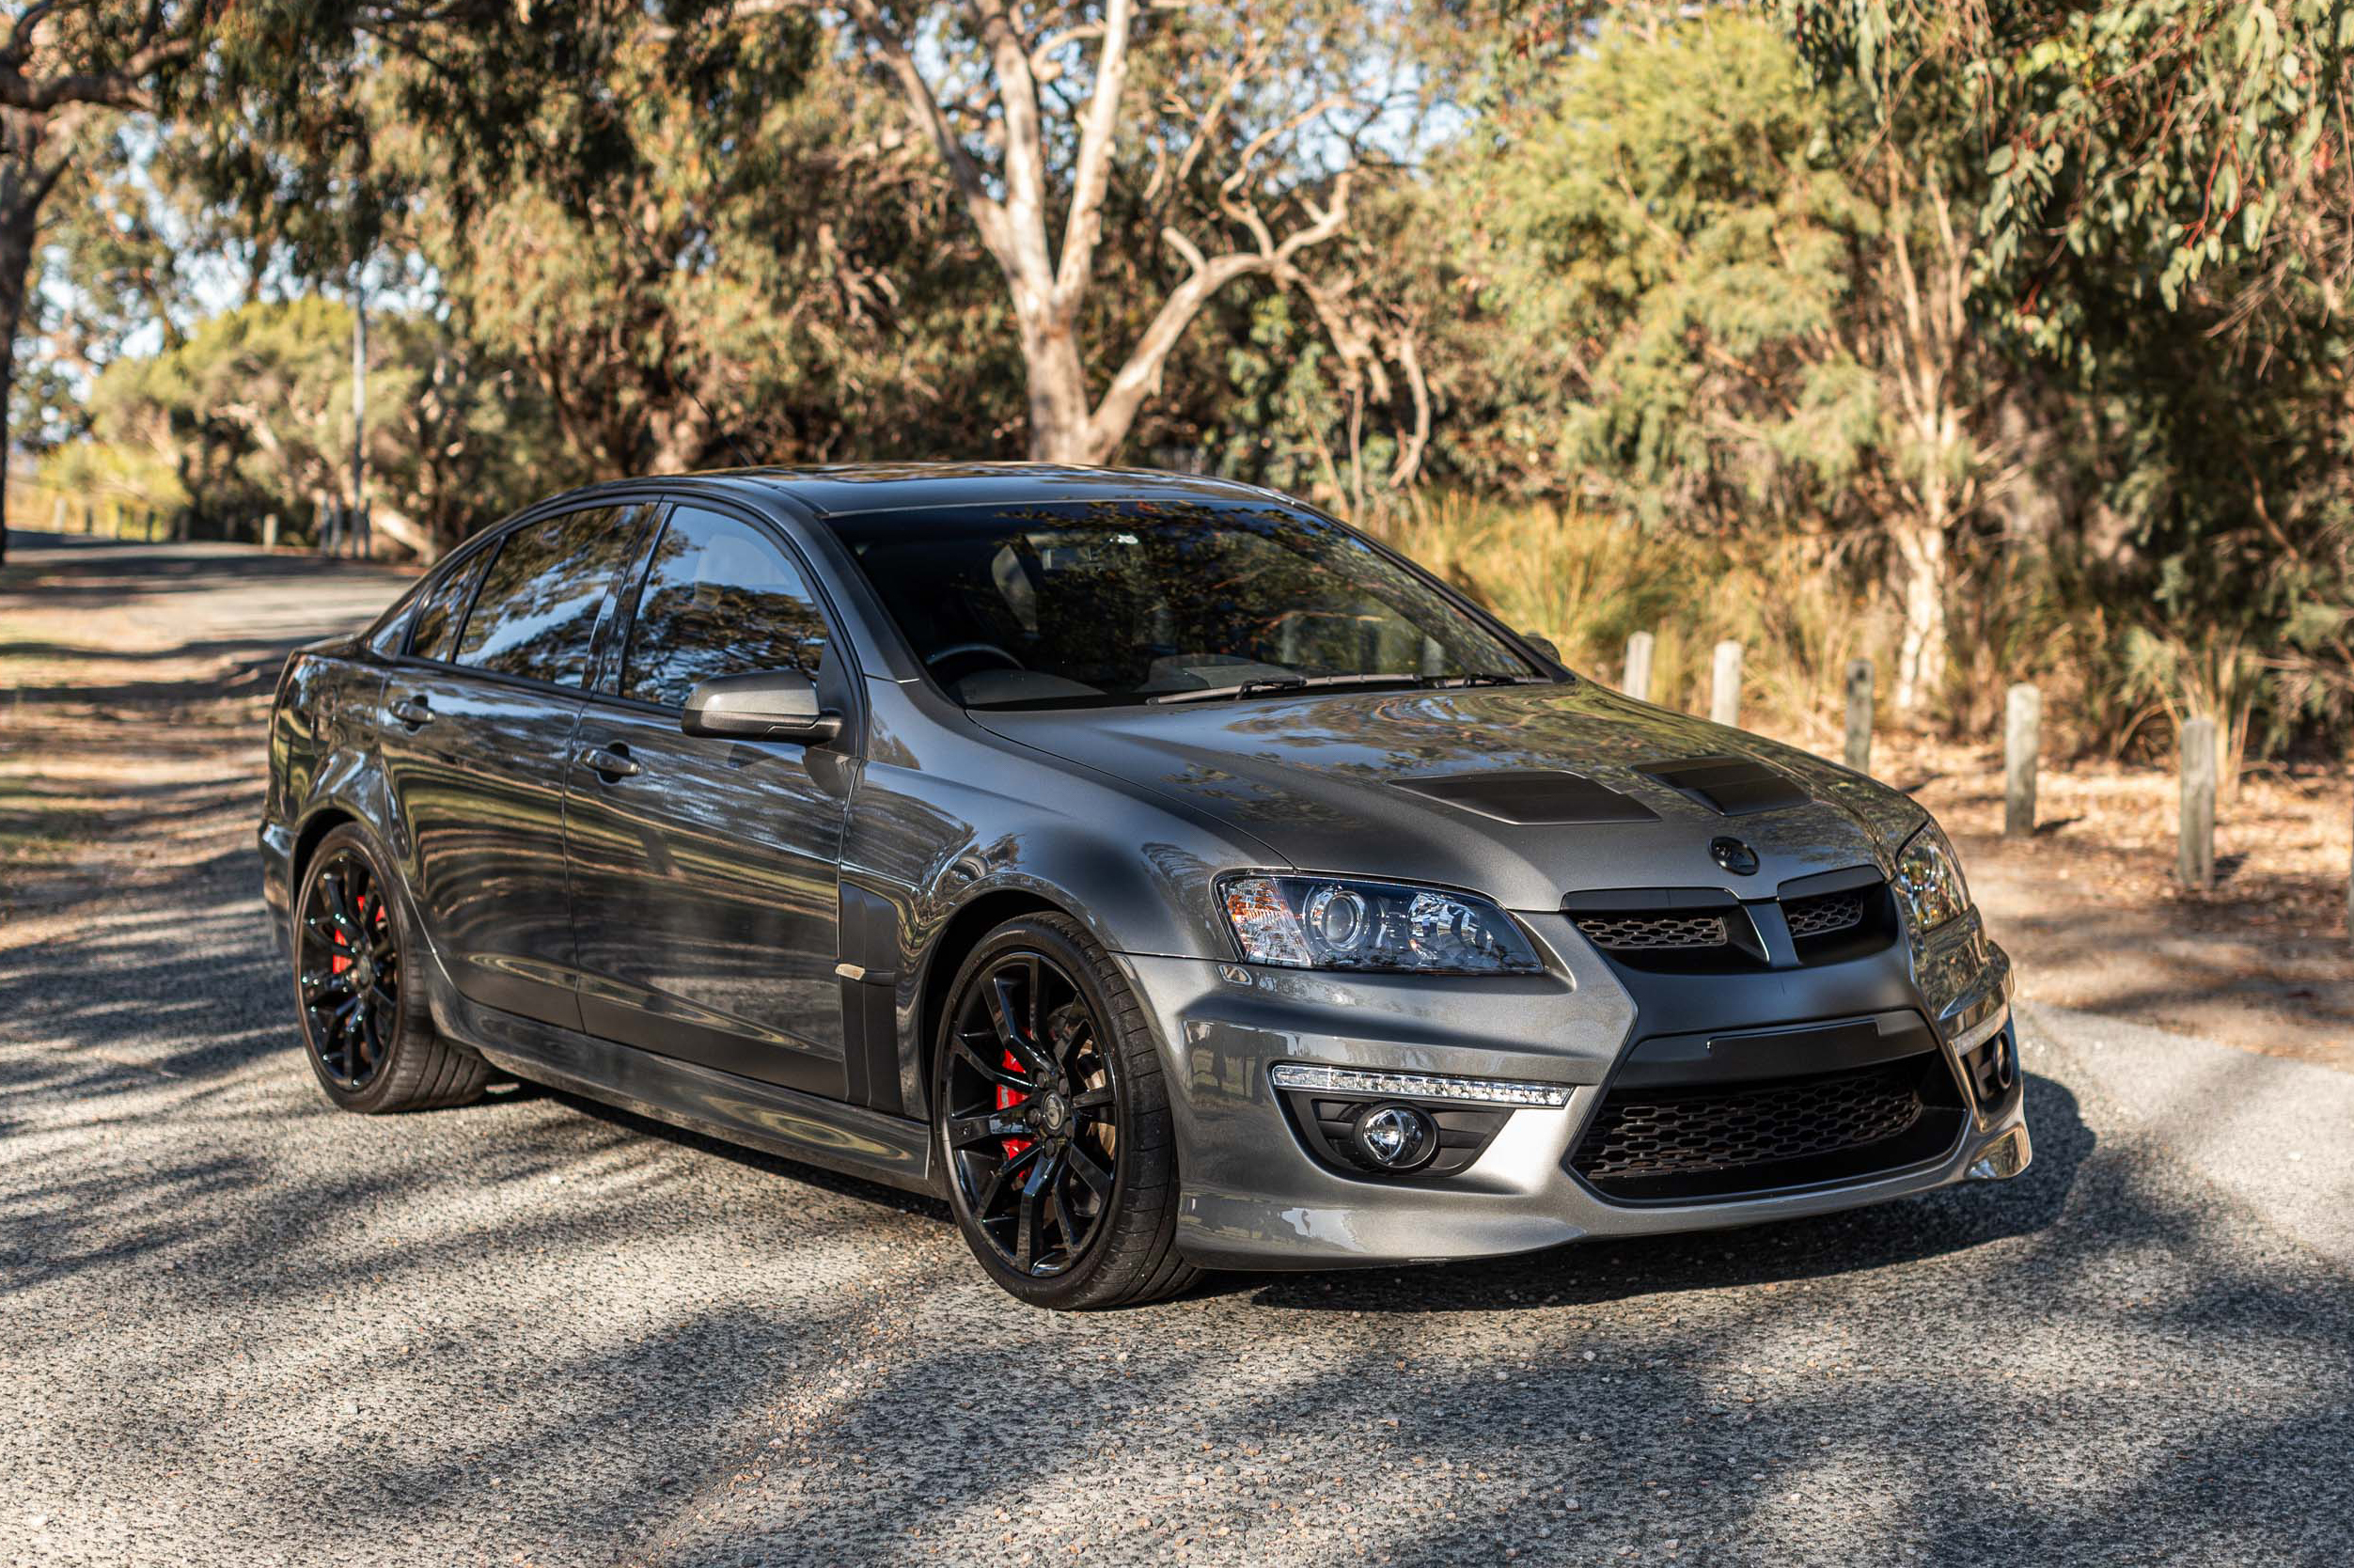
[1565,869,1896,972]
[1569,1051,1965,1202]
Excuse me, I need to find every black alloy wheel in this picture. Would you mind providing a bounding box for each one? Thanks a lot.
[299,846,400,1090]
[942,949,1119,1277]
[933,915,1199,1308]
[291,823,490,1113]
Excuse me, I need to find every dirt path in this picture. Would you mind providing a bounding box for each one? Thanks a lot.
[0,533,418,947]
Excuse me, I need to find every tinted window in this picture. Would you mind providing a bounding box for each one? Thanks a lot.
[622,508,831,708]
[821,499,1539,709]
[455,507,641,686]
[407,554,487,662]
[365,576,428,657]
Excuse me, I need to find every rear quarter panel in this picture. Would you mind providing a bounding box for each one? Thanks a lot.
[259,641,392,949]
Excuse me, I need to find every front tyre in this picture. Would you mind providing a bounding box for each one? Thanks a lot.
[933,915,1200,1309]
[292,823,489,1114]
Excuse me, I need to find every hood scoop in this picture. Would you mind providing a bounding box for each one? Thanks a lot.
[1393,769,1660,825]
[1638,755,1811,816]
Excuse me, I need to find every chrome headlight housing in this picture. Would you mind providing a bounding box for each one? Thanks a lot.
[1217,874,1546,976]
[1892,821,1971,936]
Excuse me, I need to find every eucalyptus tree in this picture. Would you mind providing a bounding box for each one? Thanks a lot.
[837,0,1415,463]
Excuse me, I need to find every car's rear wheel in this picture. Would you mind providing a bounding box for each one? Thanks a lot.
[934,914,1200,1309]
[293,823,489,1113]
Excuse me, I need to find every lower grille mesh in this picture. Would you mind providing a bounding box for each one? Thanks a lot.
[1572,1060,1928,1189]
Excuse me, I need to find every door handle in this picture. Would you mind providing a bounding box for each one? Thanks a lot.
[389,695,433,729]
[578,743,642,780]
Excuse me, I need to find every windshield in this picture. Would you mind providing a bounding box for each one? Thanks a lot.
[822,499,1547,710]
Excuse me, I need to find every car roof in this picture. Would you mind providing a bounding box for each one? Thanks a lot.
[646,463,1290,520]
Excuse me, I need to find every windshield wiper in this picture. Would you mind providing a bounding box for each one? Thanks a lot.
[1150,671,1426,705]
[1417,672,1543,689]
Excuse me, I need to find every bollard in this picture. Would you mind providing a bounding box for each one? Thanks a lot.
[1623,631,1655,703]
[1709,640,1742,727]
[1844,659,1874,773]
[263,513,278,550]
[2004,684,2040,837]
[2179,716,2217,889]
[50,495,66,534]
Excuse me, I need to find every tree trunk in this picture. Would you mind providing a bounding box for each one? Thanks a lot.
[1020,312,1103,463]
[0,111,51,570]
[1891,513,1949,713]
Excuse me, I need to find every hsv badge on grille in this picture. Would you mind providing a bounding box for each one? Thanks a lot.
[1710,837,1760,875]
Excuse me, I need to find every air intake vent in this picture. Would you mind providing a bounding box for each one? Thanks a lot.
[1574,912,1731,951]
[1783,887,1865,941]
[1637,756,1810,817]
[1569,1054,1964,1201]
[1394,770,1660,825]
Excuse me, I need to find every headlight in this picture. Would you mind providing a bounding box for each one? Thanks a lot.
[1892,822,1971,935]
[1217,874,1546,975]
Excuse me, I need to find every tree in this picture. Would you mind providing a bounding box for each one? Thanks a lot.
[0,1,211,562]
[1453,8,2020,712]
[839,0,1389,463]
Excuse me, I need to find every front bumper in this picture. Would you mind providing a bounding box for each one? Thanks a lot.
[1130,908,2027,1271]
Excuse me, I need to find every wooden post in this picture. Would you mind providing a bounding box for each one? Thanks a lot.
[1622,631,1655,703]
[2004,684,2040,838]
[2179,716,2217,889]
[1844,659,1874,773]
[262,513,279,550]
[49,494,66,534]
[1709,640,1742,727]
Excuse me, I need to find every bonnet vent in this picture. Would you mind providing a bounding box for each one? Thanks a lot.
[1394,770,1660,825]
[1637,756,1810,817]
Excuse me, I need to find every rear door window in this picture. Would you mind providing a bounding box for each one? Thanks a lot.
[621,507,833,708]
[455,507,644,687]
[406,554,486,662]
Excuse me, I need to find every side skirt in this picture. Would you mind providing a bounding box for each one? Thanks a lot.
[444,989,942,1200]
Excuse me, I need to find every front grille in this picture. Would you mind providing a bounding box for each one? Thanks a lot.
[1574,912,1731,952]
[1569,1055,1960,1200]
[1783,887,1865,941]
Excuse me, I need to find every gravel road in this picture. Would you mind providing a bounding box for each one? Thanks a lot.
[5,536,2351,1567]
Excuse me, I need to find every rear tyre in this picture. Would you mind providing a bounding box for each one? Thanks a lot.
[292,823,489,1114]
[934,914,1201,1309]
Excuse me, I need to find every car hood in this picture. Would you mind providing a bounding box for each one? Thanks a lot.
[972,681,1928,912]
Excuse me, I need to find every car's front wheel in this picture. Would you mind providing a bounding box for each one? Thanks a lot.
[293,823,490,1113]
[933,914,1200,1309]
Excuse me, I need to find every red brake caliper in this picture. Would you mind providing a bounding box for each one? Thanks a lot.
[997,1049,1034,1162]
[330,901,353,977]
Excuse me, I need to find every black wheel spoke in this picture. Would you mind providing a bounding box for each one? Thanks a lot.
[1071,1086,1113,1115]
[951,1034,1027,1090]
[1065,1142,1113,1200]
[947,1110,1027,1150]
[973,1140,1042,1217]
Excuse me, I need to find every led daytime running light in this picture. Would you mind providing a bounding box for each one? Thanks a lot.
[1269,1061,1571,1109]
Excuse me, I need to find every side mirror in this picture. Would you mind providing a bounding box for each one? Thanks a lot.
[1520,630,1562,662]
[682,668,843,744]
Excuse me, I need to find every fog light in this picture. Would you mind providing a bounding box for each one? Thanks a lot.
[1349,1103,1436,1171]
